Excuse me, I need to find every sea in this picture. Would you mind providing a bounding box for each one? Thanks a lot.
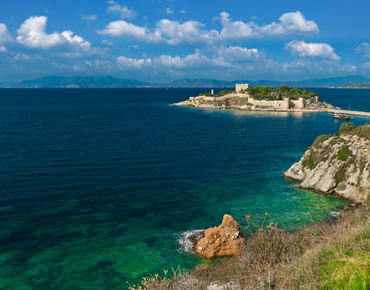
[0,88,369,290]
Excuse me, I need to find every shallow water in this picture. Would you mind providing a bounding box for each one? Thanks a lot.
[0,88,368,289]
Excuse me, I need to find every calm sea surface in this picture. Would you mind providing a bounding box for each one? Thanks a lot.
[0,88,369,289]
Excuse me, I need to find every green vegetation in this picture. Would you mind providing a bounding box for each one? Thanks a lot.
[312,134,330,148]
[336,183,347,191]
[337,145,352,161]
[338,122,355,134]
[198,90,234,97]
[245,85,318,100]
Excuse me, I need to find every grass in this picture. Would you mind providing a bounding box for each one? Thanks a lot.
[129,200,370,289]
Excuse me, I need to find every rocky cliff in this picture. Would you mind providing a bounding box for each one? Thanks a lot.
[284,122,370,204]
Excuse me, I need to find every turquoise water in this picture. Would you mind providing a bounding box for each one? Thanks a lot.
[0,88,368,289]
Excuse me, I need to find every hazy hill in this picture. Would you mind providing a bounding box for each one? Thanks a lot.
[1,75,370,88]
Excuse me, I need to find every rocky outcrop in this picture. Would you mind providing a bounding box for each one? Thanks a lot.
[193,215,246,259]
[284,123,370,204]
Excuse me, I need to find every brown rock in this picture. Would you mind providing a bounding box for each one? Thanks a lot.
[194,214,246,259]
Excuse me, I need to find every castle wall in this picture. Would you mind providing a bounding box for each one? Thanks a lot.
[192,92,318,110]
[235,84,251,92]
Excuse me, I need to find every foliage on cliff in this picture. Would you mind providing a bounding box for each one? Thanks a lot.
[245,86,318,101]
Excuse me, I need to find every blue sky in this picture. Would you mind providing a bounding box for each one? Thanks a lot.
[1,0,370,82]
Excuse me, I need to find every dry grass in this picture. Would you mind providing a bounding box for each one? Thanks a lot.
[129,202,370,290]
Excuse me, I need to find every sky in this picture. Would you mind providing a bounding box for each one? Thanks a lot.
[1,0,370,83]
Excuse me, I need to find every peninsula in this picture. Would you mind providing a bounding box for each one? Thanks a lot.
[172,83,338,111]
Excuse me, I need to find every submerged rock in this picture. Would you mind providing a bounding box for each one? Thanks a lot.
[193,214,246,259]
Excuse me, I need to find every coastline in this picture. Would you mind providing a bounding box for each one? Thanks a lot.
[172,102,370,119]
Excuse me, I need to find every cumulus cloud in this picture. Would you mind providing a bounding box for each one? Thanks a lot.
[285,40,340,61]
[82,15,97,21]
[0,46,7,52]
[99,11,318,44]
[0,23,12,43]
[97,20,162,42]
[16,16,93,50]
[107,1,136,19]
[356,43,370,57]
[166,8,173,15]
[155,19,219,44]
[117,56,151,69]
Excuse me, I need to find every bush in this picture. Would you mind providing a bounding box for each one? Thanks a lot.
[338,146,351,161]
[338,122,355,134]
[336,183,347,191]
[313,134,330,148]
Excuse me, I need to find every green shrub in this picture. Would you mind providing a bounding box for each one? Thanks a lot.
[357,127,370,138]
[336,183,347,191]
[313,135,330,148]
[338,122,355,134]
[335,168,348,184]
[338,146,351,161]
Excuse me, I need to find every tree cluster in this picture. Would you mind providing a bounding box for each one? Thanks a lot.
[245,86,318,101]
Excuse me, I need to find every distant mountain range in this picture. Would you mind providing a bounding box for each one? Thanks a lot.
[1,75,370,88]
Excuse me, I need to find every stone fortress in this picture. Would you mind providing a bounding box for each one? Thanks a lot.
[188,83,319,110]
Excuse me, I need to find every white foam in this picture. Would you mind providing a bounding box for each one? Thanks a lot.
[179,230,204,253]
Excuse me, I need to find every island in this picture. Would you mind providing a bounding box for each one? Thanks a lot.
[172,83,339,111]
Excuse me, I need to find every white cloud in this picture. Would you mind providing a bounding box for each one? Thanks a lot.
[180,10,186,14]
[97,20,162,42]
[98,11,318,45]
[116,46,273,73]
[82,15,97,21]
[14,53,31,61]
[117,56,152,69]
[131,45,139,49]
[107,1,136,19]
[262,11,319,35]
[0,46,7,52]
[362,62,370,70]
[102,39,115,46]
[155,19,219,44]
[166,8,173,15]
[15,16,105,57]
[219,11,318,40]
[0,23,12,43]
[16,16,93,50]
[285,40,340,61]
[217,46,265,62]
[356,43,370,57]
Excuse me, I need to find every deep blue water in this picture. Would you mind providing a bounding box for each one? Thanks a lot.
[0,88,369,289]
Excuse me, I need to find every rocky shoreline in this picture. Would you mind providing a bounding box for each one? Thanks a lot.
[172,99,338,113]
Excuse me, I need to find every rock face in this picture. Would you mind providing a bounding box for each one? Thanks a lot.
[283,123,370,204]
[194,215,246,259]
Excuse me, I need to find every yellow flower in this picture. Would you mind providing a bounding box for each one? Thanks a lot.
[245,215,251,219]
[265,212,269,217]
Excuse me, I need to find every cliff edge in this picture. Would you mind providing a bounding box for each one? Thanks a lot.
[283,122,370,204]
